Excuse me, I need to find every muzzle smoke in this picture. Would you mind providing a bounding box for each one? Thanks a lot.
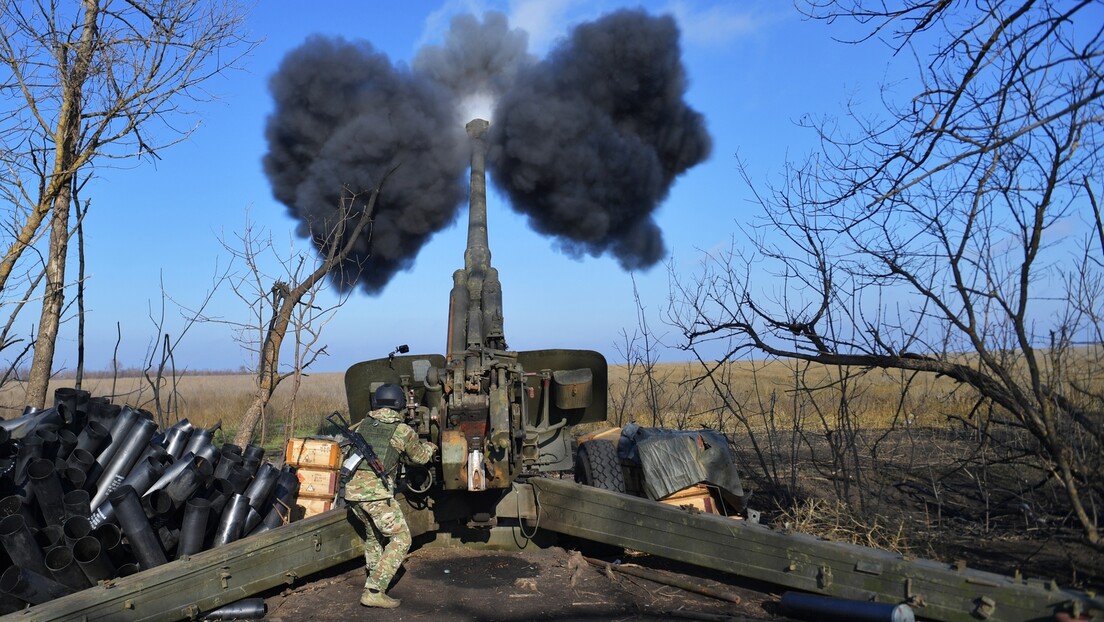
[263,9,710,292]
[489,9,711,270]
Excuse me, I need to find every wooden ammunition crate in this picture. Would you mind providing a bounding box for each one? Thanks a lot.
[659,484,718,515]
[297,467,340,497]
[294,496,334,519]
[285,438,342,469]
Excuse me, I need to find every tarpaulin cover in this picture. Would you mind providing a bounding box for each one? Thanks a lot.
[618,422,745,511]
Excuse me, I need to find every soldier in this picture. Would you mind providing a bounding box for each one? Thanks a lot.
[343,383,436,608]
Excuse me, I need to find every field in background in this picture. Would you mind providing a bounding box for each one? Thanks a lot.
[605,358,967,432]
[0,359,967,447]
[0,372,348,450]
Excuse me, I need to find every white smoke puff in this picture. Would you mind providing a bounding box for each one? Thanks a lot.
[413,11,534,121]
[457,90,496,126]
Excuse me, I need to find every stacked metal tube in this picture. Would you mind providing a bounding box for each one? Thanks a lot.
[0,388,302,614]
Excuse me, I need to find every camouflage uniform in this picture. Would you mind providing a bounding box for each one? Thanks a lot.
[344,406,435,602]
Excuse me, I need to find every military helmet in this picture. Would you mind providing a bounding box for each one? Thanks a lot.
[373,383,404,409]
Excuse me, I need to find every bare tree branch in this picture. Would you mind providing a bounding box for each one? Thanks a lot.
[671,1,1104,548]
[0,0,256,406]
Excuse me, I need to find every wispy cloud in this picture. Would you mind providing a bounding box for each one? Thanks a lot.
[421,0,774,60]
[664,1,767,48]
[507,0,584,54]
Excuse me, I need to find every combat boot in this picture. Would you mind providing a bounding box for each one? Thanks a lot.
[360,588,400,608]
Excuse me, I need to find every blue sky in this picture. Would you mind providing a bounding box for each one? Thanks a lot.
[43,0,893,374]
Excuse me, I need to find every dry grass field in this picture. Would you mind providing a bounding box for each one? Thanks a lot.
[0,371,348,450]
[0,358,967,449]
[604,358,970,431]
[0,360,967,437]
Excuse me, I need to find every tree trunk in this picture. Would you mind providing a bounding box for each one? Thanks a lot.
[21,0,98,408]
[233,319,286,447]
[25,185,72,408]
[236,398,267,449]
[231,183,386,445]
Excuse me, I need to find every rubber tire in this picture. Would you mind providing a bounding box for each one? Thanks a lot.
[574,440,626,493]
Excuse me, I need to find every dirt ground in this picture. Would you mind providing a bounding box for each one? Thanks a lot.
[261,542,792,622]
[254,426,1104,622]
[255,520,1101,622]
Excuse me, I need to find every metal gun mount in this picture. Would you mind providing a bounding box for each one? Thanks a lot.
[344,118,607,524]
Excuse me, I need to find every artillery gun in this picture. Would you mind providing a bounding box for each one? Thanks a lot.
[343,118,608,531]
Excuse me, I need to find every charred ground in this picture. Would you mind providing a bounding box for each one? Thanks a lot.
[262,544,789,622]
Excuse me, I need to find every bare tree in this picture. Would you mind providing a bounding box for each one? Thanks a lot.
[0,0,255,408]
[133,269,228,428]
[219,184,384,448]
[610,328,643,427]
[670,2,1104,547]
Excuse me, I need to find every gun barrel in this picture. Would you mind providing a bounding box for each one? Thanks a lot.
[448,118,505,359]
[465,119,491,272]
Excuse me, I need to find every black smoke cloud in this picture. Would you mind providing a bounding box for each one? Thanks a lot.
[262,36,467,293]
[488,9,711,270]
[263,9,710,293]
[263,15,530,293]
